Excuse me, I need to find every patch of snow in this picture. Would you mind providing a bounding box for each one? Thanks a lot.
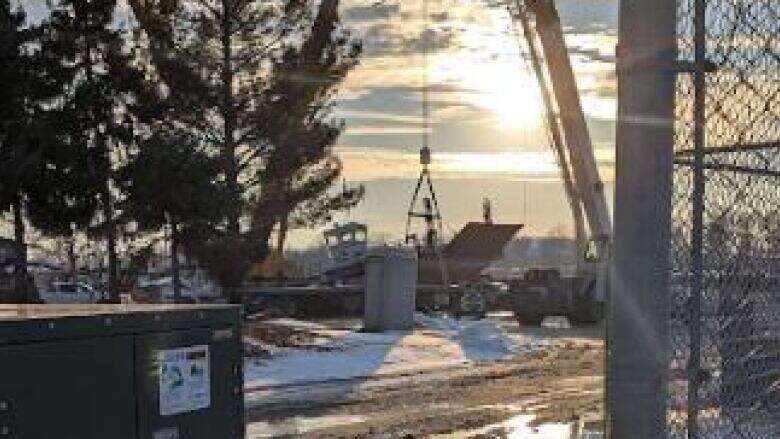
[244,313,547,389]
[244,330,411,387]
[415,313,546,361]
[242,336,286,359]
[456,320,518,360]
[436,414,575,439]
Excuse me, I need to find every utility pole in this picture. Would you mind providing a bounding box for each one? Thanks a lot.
[610,0,676,438]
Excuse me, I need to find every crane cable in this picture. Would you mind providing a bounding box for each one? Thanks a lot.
[507,2,588,254]
[422,0,430,152]
[423,0,444,233]
[405,0,443,243]
[402,0,449,286]
[506,3,563,179]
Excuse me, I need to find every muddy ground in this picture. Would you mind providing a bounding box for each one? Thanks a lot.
[244,315,604,438]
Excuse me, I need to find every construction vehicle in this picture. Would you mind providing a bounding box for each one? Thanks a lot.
[407,1,524,317]
[507,0,613,325]
[290,0,609,323]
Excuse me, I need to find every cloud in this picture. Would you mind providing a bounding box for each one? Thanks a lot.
[337,146,617,182]
[359,23,459,58]
[342,3,401,22]
[331,0,619,177]
[336,109,425,125]
[344,126,431,136]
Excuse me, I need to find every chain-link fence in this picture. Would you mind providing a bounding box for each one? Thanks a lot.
[670,1,780,437]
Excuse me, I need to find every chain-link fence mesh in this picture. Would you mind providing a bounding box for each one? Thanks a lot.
[670,1,780,437]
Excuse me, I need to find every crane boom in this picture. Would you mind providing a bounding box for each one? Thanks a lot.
[511,0,612,253]
[507,0,613,309]
[510,1,587,267]
[527,0,612,247]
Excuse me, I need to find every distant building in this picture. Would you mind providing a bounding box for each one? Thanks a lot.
[419,222,523,284]
[324,222,368,264]
[318,222,369,283]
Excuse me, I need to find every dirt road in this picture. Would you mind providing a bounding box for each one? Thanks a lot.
[244,315,604,438]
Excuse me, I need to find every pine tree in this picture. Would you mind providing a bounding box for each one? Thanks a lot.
[0,0,37,302]
[118,130,228,301]
[250,0,364,255]
[129,0,310,236]
[127,0,312,300]
[37,0,156,301]
[129,0,363,296]
[0,1,83,302]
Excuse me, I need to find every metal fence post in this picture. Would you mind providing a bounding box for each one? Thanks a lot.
[609,1,677,438]
[686,1,707,436]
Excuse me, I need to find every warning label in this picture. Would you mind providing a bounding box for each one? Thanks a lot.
[158,345,211,416]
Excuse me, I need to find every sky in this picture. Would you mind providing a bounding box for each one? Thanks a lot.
[11,0,620,250]
[309,0,619,248]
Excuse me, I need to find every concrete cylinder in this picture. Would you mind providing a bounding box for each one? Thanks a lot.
[363,246,418,331]
[363,251,386,332]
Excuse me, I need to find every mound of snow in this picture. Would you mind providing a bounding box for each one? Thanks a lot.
[456,320,518,359]
[415,313,517,361]
[243,336,286,359]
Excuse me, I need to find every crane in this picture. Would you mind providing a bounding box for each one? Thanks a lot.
[507,0,613,323]
[406,0,449,287]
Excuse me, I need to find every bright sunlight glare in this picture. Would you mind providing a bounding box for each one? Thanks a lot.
[434,151,558,177]
[427,8,546,132]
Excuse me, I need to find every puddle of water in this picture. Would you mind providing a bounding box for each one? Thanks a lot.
[246,414,367,438]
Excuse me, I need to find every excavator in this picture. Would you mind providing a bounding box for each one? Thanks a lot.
[506,0,613,325]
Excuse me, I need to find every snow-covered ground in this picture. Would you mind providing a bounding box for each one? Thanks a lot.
[244,313,549,390]
[243,314,605,438]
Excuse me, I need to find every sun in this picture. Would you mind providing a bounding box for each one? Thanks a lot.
[468,69,545,129]
[431,57,546,131]
[425,13,546,132]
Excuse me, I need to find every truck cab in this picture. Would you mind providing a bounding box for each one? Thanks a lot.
[510,269,599,326]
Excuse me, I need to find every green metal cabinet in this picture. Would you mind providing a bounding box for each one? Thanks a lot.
[0,305,244,439]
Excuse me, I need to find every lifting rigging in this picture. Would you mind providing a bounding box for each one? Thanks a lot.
[405,0,448,285]
[402,0,612,309]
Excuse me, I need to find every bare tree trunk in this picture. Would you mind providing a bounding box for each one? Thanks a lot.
[276,212,289,283]
[68,235,77,285]
[103,188,119,302]
[11,194,28,303]
[220,0,247,305]
[171,220,181,302]
[222,0,240,239]
[82,13,119,303]
[277,213,289,255]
